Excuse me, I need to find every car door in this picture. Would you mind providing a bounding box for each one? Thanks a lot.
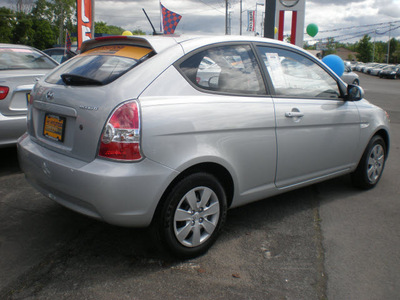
[157,43,278,203]
[256,45,361,189]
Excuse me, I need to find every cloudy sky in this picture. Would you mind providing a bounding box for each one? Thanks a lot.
[2,0,400,43]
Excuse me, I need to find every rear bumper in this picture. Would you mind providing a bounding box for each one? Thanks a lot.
[0,112,26,148]
[17,134,179,227]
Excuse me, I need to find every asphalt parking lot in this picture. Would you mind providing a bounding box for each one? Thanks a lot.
[0,72,399,300]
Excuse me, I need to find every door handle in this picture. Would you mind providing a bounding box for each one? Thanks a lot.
[285,112,304,118]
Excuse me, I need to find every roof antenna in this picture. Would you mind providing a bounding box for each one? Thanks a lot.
[142,8,162,35]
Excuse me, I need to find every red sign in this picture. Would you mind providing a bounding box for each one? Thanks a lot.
[77,0,93,50]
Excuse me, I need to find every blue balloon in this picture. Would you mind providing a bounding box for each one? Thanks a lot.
[322,55,345,77]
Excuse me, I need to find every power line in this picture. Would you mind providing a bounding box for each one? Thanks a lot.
[197,0,225,14]
[304,21,400,43]
[317,20,400,34]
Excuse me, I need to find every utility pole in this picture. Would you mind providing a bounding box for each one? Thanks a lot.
[228,11,233,35]
[239,0,242,35]
[372,29,376,62]
[225,0,228,35]
[387,23,392,64]
[255,3,264,36]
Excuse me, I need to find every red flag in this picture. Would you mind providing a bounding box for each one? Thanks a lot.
[65,30,72,51]
[161,3,182,35]
[77,0,93,50]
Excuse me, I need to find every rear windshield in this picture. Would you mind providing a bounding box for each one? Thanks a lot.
[45,45,154,86]
[0,48,58,70]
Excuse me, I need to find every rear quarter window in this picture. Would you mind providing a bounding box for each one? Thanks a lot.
[178,44,266,95]
[45,45,154,86]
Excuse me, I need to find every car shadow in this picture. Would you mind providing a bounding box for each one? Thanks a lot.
[0,146,21,176]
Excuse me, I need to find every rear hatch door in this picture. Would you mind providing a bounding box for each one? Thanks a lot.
[28,42,155,162]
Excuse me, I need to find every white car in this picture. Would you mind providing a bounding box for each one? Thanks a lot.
[341,65,360,85]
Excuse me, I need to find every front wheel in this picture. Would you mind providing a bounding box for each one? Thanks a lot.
[156,172,227,258]
[351,136,387,189]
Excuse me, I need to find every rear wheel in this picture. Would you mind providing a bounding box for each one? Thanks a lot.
[156,172,227,258]
[351,136,387,189]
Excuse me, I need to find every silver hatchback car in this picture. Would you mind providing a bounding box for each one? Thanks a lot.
[18,35,390,257]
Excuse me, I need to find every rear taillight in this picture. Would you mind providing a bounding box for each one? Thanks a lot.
[0,86,9,100]
[98,100,142,161]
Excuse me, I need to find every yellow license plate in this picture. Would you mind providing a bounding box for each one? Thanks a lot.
[43,114,66,142]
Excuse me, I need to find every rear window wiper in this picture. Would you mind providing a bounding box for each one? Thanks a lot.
[61,73,103,86]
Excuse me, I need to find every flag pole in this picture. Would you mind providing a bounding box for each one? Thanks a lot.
[159,1,163,33]
[64,30,67,56]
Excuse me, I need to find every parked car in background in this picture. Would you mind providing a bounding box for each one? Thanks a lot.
[355,62,366,72]
[351,62,362,71]
[379,65,400,79]
[0,43,58,148]
[43,48,77,64]
[18,35,390,257]
[369,64,388,76]
[363,63,380,74]
[341,65,360,85]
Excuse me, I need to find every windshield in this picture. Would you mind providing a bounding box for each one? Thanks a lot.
[45,45,154,86]
[0,47,57,70]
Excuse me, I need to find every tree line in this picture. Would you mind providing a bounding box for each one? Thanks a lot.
[1,0,399,63]
[305,34,400,64]
[0,0,143,50]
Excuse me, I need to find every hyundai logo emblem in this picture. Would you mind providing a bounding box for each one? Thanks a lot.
[46,91,54,101]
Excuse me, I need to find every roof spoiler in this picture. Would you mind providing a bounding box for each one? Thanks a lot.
[80,36,156,54]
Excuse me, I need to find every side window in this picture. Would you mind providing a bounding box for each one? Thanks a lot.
[179,45,266,95]
[257,46,340,99]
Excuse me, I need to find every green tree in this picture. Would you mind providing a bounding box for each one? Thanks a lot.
[356,35,372,62]
[373,41,386,62]
[131,29,146,35]
[12,12,35,45]
[95,21,124,35]
[0,7,16,43]
[94,22,145,36]
[32,0,76,44]
[32,18,57,49]
[388,38,399,64]
[322,37,337,56]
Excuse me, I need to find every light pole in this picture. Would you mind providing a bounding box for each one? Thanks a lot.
[255,3,264,36]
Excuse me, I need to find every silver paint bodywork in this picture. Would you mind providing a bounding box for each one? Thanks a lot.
[0,44,57,148]
[18,36,390,227]
[0,70,54,147]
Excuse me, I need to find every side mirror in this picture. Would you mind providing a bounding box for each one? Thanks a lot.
[208,76,219,89]
[346,84,364,101]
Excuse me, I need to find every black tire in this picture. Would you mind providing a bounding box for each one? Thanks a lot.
[352,79,360,85]
[156,172,227,258]
[351,136,387,190]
